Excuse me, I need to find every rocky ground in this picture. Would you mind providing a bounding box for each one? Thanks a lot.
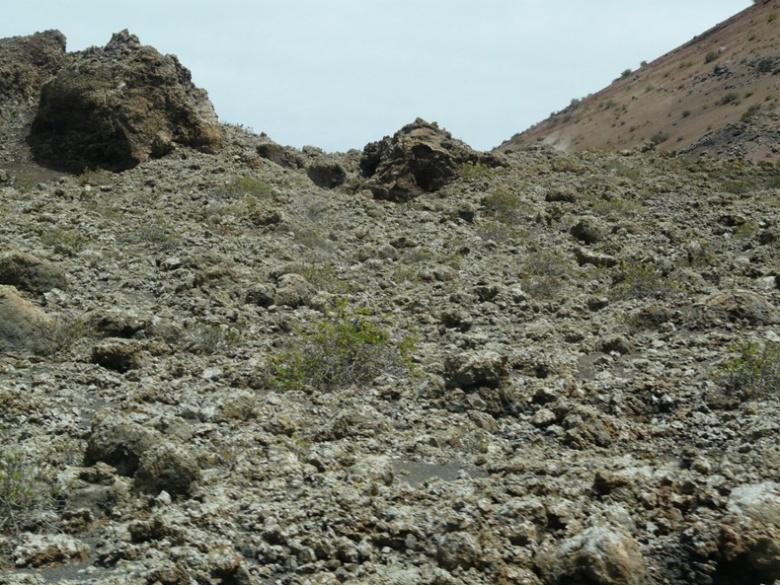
[0,118,779,585]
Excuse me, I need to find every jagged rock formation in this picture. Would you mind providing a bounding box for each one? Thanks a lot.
[0,30,66,161]
[361,118,503,201]
[28,30,222,172]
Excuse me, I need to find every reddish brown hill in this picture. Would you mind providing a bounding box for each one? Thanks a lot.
[499,0,780,161]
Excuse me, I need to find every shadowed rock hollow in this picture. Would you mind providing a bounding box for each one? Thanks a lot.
[28,30,222,172]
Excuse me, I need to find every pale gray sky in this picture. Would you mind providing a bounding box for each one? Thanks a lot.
[5,1,751,151]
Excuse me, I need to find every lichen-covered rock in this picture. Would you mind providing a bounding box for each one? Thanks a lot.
[133,443,201,497]
[0,252,67,294]
[444,350,508,390]
[361,118,503,201]
[543,526,646,585]
[29,30,222,172]
[0,285,55,354]
[274,273,314,308]
[436,531,482,570]
[12,533,89,568]
[84,416,161,476]
[695,290,779,326]
[715,482,780,584]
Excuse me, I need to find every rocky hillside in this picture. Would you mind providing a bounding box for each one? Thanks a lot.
[1,30,780,585]
[500,0,780,161]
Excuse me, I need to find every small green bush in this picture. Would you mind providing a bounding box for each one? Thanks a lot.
[719,93,740,106]
[219,176,273,200]
[482,188,527,223]
[718,341,780,398]
[611,262,679,300]
[460,162,493,180]
[0,447,54,535]
[705,50,720,64]
[270,301,415,391]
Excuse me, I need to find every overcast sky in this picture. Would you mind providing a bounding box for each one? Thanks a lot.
[5,0,751,151]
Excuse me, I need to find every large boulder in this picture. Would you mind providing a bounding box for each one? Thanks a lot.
[360,118,502,202]
[0,285,56,354]
[29,30,222,172]
[542,526,646,585]
[0,252,67,294]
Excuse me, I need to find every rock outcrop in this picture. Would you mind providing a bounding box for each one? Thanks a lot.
[361,118,502,201]
[0,30,66,108]
[28,30,222,172]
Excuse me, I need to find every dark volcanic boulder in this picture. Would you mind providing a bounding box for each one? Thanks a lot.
[307,161,346,189]
[29,30,222,172]
[360,118,503,202]
[256,141,304,169]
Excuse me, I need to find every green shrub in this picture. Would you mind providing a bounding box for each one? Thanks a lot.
[705,50,720,64]
[219,176,273,200]
[482,188,527,223]
[520,249,571,299]
[0,447,54,535]
[719,93,740,106]
[718,341,780,398]
[270,301,415,391]
[650,131,670,145]
[460,162,493,180]
[39,227,90,255]
[611,262,679,300]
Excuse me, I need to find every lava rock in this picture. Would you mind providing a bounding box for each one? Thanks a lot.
[256,141,304,169]
[571,218,605,244]
[361,118,503,201]
[444,350,508,390]
[29,30,222,172]
[0,30,66,107]
[0,252,67,294]
[0,285,55,354]
[133,442,201,498]
[84,416,161,476]
[307,161,347,189]
[436,531,482,571]
[544,526,646,585]
[91,338,146,372]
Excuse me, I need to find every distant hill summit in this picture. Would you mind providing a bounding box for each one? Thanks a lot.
[498,0,780,161]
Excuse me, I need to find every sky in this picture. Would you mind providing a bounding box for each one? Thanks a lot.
[5,0,751,152]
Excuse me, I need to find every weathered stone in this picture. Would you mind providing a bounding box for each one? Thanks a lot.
[12,534,89,568]
[696,290,779,326]
[0,252,67,293]
[571,218,605,244]
[274,273,314,307]
[436,531,482,570]
[545,526,646,585]
[134,442,201,498]
[29,30,222,172]
[361,118,503,201]
[574,246,619,268]
[444,350,508,390]
[0,285,55,354]
[84,416,161,476]
[256,141,304,169]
